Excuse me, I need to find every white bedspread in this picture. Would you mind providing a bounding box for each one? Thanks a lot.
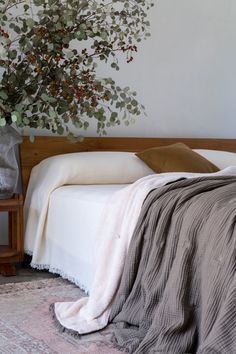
[54,166,236,335]
[37,184,127,291]
[24,151,153,262]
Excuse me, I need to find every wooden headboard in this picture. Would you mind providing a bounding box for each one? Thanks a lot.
[19,136,236,194]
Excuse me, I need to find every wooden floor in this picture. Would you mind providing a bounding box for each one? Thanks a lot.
[0,262,58,285]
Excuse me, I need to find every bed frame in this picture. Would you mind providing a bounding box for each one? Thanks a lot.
[19,136,236,194]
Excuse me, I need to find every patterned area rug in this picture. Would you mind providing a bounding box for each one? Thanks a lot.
[0,278,122,354]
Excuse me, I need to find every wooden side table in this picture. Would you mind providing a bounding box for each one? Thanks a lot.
[0,194,24,276]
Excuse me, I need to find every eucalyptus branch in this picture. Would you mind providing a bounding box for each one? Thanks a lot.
[0,0,154,136]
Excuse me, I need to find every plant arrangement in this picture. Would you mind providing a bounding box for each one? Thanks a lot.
[0,0,154,138]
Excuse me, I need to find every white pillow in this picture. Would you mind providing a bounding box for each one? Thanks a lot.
[35,151,154,184]
[194,149,236,170]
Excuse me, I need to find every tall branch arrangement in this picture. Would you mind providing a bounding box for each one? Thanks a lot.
[0,0,153,137]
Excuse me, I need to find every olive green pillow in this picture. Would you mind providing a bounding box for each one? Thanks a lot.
[136,143,219,173]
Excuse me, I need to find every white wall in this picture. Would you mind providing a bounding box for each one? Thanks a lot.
[99,0,236,138]
[22,0,236,139]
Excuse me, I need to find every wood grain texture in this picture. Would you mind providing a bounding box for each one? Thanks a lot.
[20,136,236,194]
[0,194,24,273]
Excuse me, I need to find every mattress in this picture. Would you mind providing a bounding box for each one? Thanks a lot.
[41,184,127,292]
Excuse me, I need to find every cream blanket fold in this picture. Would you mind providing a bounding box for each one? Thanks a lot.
[53,167,236,334]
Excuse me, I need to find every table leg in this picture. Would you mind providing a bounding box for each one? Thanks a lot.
[0,263,16,276]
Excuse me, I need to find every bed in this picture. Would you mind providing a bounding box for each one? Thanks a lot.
[21,137,236,352]
[22,139,236,290]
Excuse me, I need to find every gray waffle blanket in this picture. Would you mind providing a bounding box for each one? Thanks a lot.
[109,176,236,354]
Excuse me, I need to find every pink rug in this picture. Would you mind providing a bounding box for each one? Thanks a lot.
[0,278,122,353]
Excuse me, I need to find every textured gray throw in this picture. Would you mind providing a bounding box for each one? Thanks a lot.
[109,176,236,354]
